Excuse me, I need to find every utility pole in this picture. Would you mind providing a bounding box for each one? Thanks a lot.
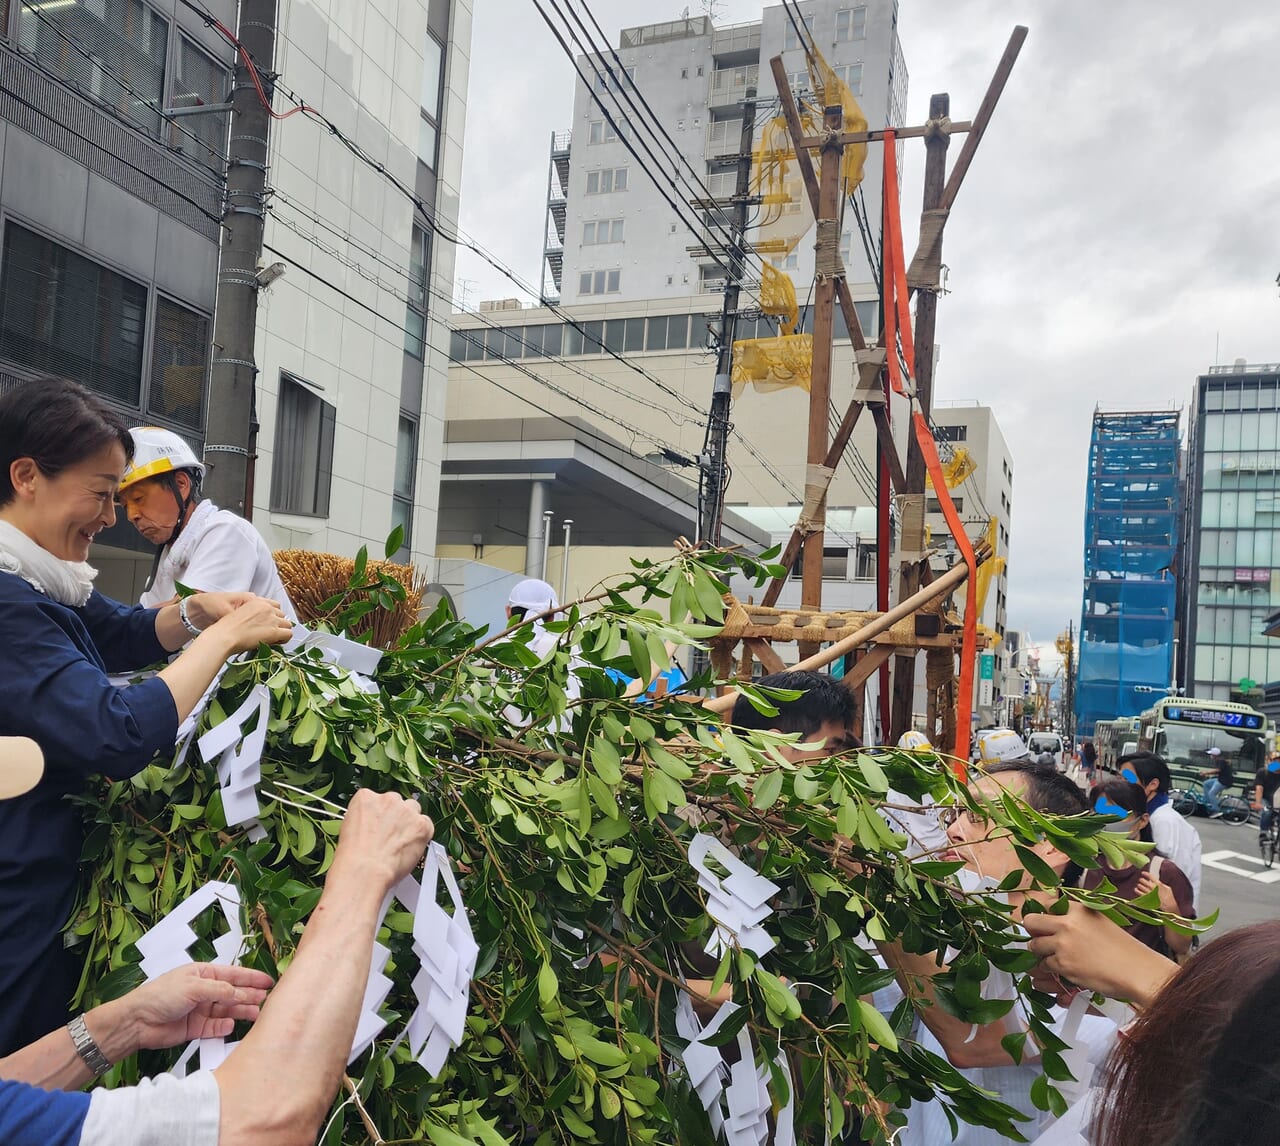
[796,101,844,658]
[203,0,278,517]
[888,93,952,741]
[698,89,756,545]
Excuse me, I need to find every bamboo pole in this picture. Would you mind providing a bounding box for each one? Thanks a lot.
[703,558,973,715]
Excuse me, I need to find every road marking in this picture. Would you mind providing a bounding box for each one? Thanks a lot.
[1202,849,1280,884]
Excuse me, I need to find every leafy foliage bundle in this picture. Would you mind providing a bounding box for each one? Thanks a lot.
[74,545,1171,1144]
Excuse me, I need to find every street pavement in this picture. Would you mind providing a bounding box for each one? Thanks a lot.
[1186,812,1280,938]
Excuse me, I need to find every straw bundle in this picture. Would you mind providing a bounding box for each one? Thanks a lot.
[274,549,427,649]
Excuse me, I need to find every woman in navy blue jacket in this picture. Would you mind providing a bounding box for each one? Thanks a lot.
[0,379,294,1055]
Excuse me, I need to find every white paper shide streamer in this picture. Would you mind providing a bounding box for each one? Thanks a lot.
[134,880,246,1076]
[675,997,796,1146]
[688,834,781,957]
[349,842,478,1075]
[198,683,271,841]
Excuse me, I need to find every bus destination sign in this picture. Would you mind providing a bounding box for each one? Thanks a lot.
[1164,706,1264,730]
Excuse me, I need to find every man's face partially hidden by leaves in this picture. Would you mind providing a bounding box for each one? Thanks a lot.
[772,719,855,764]
[944,774,1070,889]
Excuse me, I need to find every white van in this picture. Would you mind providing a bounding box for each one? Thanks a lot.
[1026,732,1068,770]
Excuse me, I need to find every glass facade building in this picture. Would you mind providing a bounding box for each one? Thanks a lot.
[1184,364,1280,701]
[1076,411,1181,735]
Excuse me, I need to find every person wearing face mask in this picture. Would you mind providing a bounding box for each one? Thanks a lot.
[879,755,1118,1146]
[1250,751,1280,841]
[0,379,295,1056]
[1117,751,1202,914]
[1084,779,1194,957]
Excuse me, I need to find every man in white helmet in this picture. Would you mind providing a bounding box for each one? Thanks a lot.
[118,429,296,620]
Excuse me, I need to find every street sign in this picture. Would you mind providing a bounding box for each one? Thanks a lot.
[979,653,994,681]
[979,653,995,707]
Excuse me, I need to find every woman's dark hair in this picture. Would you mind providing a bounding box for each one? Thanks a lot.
[1091,777,1155,845]
[731,670,855,739]
[1170,958,1280,1146]
[1096,920,1280,1146]
[0,378,133,506]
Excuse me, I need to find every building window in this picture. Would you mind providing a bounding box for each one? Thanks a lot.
[680,67,687,79]
[583,219,625,245]
[699,266,725,293]
[696,65,704,77]
[392,415,416,558]
[270,374,335,517]
[0,221,147,407]
[19,0,168,139]
[586,167,628,194]
[783,12,813,51]
[926,496,963,513]
[588,119,628,144]
[935,425,968,442]
[404,223,429,358]
[148,297,209,429]
[835,7,867,42]
[592,65,635,94]
[832,62,863,96]
[578,269,621,296]
[419,33,444,170]
[172,36,231,160]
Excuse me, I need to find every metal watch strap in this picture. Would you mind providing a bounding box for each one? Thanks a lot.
[178,596,203,637]
[67,1014,112,1077]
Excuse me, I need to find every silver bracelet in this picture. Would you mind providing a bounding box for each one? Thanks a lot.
[178,596,203,638]
[67,1014,112,1077]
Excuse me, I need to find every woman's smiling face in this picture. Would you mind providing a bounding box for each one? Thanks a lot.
[9,441,127,561]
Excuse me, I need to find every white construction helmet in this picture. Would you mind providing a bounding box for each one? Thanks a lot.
[119,427,204,494]
[898,730,933,751]
[976,728,1032,766]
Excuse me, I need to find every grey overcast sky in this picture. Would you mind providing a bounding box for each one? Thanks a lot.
[455,0,1280,652]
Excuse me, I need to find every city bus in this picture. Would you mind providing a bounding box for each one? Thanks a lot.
[1093,716,1140,774]
[1136,697,1269,784]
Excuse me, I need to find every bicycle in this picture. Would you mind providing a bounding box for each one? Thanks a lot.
[1170,778,1252,825]
[1259,808,1280,869]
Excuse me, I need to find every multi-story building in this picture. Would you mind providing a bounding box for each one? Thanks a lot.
[541,3,907,305]
[1076,410,1181,734]
[1183,362,1280,703]
[0,0,469,600]
[0,0,237,593]
[248,0,470,575]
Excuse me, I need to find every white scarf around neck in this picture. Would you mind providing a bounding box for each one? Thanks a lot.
[0,518,97,607]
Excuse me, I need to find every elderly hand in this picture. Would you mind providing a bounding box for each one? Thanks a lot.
[329,789,435,891]
[183,591,258,629]
[92,963,273,1058]
[1025,901,1177,1009]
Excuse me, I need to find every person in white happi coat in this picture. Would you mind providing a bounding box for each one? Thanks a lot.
[117,428,296,620]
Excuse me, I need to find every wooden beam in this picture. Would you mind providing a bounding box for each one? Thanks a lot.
[796,120,973,149]
[760,399,866,608]
[743,638,787,675]
[843,644,894,690]
[869,403,906,493]
[704,558,974,714]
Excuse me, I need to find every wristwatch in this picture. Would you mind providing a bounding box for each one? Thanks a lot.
[67,1014,112,1077]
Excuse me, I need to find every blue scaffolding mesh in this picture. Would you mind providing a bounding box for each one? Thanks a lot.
[1076,411,1180,735]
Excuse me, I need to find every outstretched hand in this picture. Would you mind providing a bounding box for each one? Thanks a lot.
[122,963,274,1051]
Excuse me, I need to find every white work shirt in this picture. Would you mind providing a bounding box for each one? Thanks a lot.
[1148,801,1202,913]
[139,500,297,620]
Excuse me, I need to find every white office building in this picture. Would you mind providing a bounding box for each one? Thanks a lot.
[541,3,907,305]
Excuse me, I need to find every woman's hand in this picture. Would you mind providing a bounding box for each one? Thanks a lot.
[1025,901,1178,1009]
[202,596,294,654]
[184,591,262,631]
